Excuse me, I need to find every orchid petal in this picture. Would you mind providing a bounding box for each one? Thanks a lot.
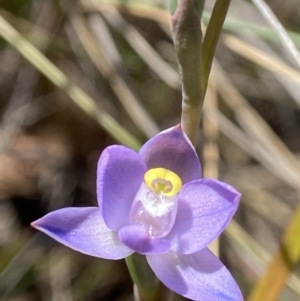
[118,224,171,255]
[32,207,133,259]
[139,125,201,184]
[97,145,147,231]
[147,248,243,301]
[167,179,240,254]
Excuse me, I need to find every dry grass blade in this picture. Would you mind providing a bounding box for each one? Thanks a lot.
[0,66,38,153]
[202,12,300,47]
[203,108,287,183]
[237,185,291,229]
[223,0,300,108]
[88,13,159,137]
[81,0,170,26]
[0,8,68,52]
[0,233,54,300]
[0,15,141,149]
[251,0,300,69]
[213,62,300,189]
[226,221,270,272]
[71,259,116,301]
[48,249,72,301]
[69,10,158,138]
[247,204,300,301]
[211,54,300,301]
[225,221,300,296]
[204,108,300,298]
[203,81,219,179]
[100,6,181,89]
[203,79,220,256]
[223,35,300,92]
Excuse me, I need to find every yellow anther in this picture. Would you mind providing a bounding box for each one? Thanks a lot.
[144,168,182,197]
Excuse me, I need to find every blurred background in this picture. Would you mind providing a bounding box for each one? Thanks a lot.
[0,0,300,300]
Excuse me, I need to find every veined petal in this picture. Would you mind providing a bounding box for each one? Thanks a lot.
[167,179,241,254]
[97,145,147,231]
[32,207,133,259]
[147,248,243,301]
[118,224,171,255]
[139,125,201,184]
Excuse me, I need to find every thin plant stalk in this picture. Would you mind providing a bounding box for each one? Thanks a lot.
[170,0,203,145]
[201,0,231,94]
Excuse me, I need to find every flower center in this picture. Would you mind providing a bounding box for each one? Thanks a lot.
[144,167,182,197]
[129,168,182,238]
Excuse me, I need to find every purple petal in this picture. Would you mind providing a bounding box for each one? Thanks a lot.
[32,207,133,259]
[167,179,241,254]
[139,125,201,184]
[97,145,147,231]
[147,248,243,301]
[118,224,171,255]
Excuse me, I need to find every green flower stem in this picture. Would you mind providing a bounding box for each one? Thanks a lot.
[170,0,231,146]
[170,0,203,146]
[168,0,205,16]
[125,254,160,301]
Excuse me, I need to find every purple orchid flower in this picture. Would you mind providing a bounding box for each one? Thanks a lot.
[32,125,243,301]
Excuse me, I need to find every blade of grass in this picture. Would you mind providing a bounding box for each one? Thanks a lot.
[213,62,300,189]
[203,79,220,256]
[223,31,300,116]
[71,259,115,301]
[204,108,300,296]
[236,184,292,229]
[251,0,300,69]
[203,108,286,184]
[0,16,141,150]
[0,8,71,54]
[0,233,54,300]
[68,10,158,138]
[87,13,159,137]
[81,1,300,47]
[223,35,300,88]
[48,248,72,301]
[100,6,181,89]
[82,0,170,25]
[204,106,300,190]
[225,220,300,296]
[201,0,231,94]
[212,15,300,47]
[247,204,300,301]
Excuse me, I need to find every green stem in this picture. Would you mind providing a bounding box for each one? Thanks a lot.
[171,0,203,145]
[125,254,159,301]
[201,0,231,94]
